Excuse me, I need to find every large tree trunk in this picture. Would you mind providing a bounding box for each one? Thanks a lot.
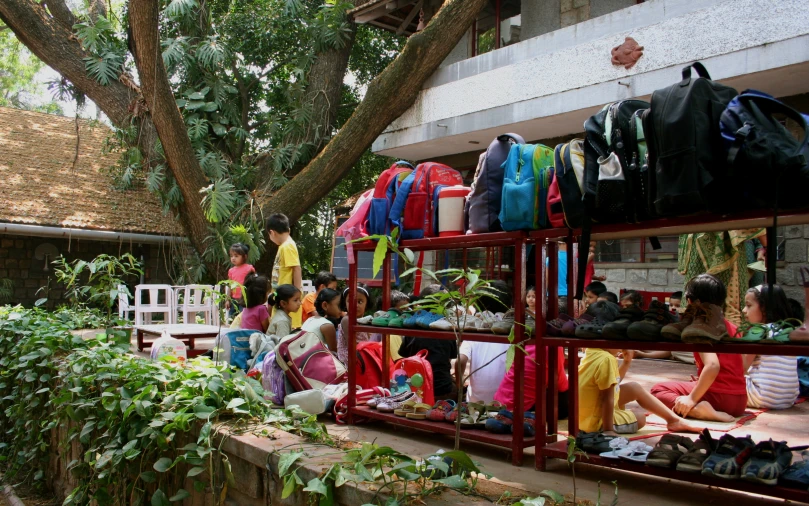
[128,0,216,276]
[259,0,486,223]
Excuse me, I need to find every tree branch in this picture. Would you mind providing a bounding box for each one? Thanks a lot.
[41,0,76,30]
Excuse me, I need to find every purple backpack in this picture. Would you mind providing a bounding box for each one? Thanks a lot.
[262,351,288,405]
[465,133,525,233]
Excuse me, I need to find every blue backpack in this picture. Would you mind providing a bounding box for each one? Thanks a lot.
[499,144,546,231]
[223,329,254,371]
[367,161,414,235]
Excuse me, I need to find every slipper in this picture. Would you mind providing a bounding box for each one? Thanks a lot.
[416,311,444,329]
[426,400,456,422]
[761,319,803,344]
[389,311,410,328]
[460,403,485,429]
[445,402,469,423]
[618,448,652,464]
[599,437,630,460]
[372,308,402,327]
[731,322,769,343]
[405,402,432,420]
[647,434,694,469]
[403,310,427,328]
[393,399,419,417]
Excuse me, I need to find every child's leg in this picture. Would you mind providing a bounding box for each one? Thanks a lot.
[650,380,693,409]
[620,382,701,433]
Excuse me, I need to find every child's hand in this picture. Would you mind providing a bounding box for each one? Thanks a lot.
[621,350,634,361]
[673,395,696,417]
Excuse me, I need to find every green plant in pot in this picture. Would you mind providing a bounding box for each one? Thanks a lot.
[53,253,143,343]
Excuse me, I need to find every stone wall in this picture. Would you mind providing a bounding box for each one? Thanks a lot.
[0,233,173,309]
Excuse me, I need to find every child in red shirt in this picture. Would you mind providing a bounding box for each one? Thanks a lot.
[651,274,747,421]
[227,243,255,317]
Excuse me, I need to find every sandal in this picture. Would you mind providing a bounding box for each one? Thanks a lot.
[426,400,456,422]
[372,308,402,327]
[599,437,630,459]
[405,402,432,420]
[762,319,803,344]
[460,403,485,429]
[780,450,809,489]
[731,322,769,343]
[647,434,694,469]
[484,409,514,434]
[675,429,714,473]
[576,431,619,454]
[445,402,469,423]
[393,398,419,417]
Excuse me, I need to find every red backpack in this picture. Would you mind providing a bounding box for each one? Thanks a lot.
[356,341,393,390]
[390,350,434,406]
[389,162,463,240]
[546,171,566,228]
[367,161,414,236]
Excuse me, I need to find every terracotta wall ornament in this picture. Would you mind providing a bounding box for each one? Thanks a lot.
[611,37,644,69]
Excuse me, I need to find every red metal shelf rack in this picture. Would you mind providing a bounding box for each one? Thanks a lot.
[345,233,534,465]
[531,209,809,503]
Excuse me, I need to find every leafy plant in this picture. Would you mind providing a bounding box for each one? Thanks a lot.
[52,253,142,333]
[0,278,13,303]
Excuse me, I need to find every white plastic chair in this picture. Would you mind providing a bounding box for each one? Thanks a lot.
[178,285,219,326]
[134,284,174,325]
[301,280,316,297]
[117,284,134,321]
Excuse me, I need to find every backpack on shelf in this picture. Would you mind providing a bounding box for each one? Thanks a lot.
[367,161,415,235]
[499,144,554,231]
[276,331,347,391]
[548,139,586,229]
[582,99,651,225]
[390,350,434,406]
[389,162,463,240]
[645,61,738,216]
[335,189,373,243]
[466,133,525,233]
[356,341,393,391]
[719,89,809,210]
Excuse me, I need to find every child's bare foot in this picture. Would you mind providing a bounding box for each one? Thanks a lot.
[688,401,735,422]
[666,417,702,433]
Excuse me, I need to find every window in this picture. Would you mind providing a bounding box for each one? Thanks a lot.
[473,0,521,56]
[595,236,679,263]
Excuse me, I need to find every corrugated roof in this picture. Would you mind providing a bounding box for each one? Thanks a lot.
[0,106,183,236]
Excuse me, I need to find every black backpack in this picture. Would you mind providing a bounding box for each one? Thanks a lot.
[552,139,587,229]
[582,99,651,224]
[645,62,738,216]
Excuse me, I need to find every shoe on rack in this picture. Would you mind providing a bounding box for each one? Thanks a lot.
[742,439,800,486]
[661,304,697,341]
[389,311,409,328]
[682,303,729,343]
[426,400,456,422]
[602,305,645,340]
[627,300,678,341]
[371,309,402,326]
[575,301,620,338]
[701,433,755,479]
[368,389,410,409]
[484,409,514,434]
[357,315,373,325]
[378,391,417,413]
[491,309,515,335]
[546,314,572,336]
[647,434,694,469]
[780,450,809,489]
[474,311,500,332]
[429,317,453,331]
[416,311,444,329]
[562,314,593,336]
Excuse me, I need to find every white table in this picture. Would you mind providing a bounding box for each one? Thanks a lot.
[134,324,221,351]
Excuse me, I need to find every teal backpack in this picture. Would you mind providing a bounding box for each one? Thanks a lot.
[500,144,553,230]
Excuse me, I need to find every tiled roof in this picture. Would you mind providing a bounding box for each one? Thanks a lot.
[0,106,183,236]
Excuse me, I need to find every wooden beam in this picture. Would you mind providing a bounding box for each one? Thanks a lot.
[396,0,422,35]
[353,0,415,24]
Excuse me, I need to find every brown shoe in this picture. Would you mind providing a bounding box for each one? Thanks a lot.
[681,303,728,343]
[660,304,696,341]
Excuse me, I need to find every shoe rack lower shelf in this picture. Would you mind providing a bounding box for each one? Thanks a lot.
[355,324,515,344]
[541,336,809,356]
[541,440,809,503]
[350,405,536,448]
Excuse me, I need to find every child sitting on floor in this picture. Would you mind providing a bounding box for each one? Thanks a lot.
[651,274,747,422]
[239,273,271,333]
[301,271,337,324]
[584,281,607,307]
[266,284,301,337]
[579,347,700,435]
[338,282,378,363]
[619,289,643,309]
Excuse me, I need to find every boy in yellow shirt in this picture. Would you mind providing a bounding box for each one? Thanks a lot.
[578,348,699,435]
[267,213,303,328]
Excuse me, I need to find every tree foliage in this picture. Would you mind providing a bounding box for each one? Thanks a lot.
[0,29,61,113]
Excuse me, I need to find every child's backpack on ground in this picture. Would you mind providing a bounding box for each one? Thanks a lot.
[719,89,809,210]
[262,350,294,405]
[276,330,347,391]
[645,62,738,216]
[389,162,462,240]
[390,349,435,406]
[367,161,414,235]
[216,329,254,370]
[356,341,394,390]
[466,133,525,233]
[549,139,587,229]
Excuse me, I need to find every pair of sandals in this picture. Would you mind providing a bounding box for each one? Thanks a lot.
[599,438,654,463]
[732,318,806,344]
[393,398,432,419]
[646,430,712,472]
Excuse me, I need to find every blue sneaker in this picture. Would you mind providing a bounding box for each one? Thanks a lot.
[485,410,513,434]
[702,434,755,479]
[416,311,444,329]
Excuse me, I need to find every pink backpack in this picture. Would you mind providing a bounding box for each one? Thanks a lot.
[335,189,373,262]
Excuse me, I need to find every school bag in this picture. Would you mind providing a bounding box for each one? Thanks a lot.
[466,133,525,233]
[533,144,555,229]
[261,350,295,405]
[275,330,347,391]
[389,162,462,240]
[367,161,415,235]
[549,139,586,229]
[719,89,809,211]
[356,341,393,390]
[390,349,434,406]
[499,143,538,231]
[582,99,651,225]
[214,329,254,371]
[645,61,738,216]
